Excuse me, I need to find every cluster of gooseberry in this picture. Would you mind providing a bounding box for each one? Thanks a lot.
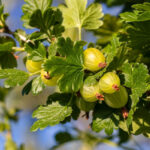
[25,48,128,115]
[26,59,58,86]
[77,48,128,114]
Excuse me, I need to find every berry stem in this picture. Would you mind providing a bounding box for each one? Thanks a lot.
[78,26,82,41]
[29,70,41,76]
[12,47,25,52]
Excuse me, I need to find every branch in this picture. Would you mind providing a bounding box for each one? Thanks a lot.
[0,24,15,37]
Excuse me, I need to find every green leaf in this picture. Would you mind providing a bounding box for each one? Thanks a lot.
[122,63,149,126]
[92,103,120,135]
[0,5,9,28]
[123,63,149,97]
[0,42,14,52]
[131,105,150,138]
[29,8,64,38]
[47,93,72,104]
[82,3,104,30]
[44,38,85,92]
[103,36,121,65]
[0,87,8,101]
[93,14,122,46]
[21,0,52,28]
[0,37,16,68]
[0,36,15,45]
[28,31,47,42]
[22,80,33,96]
[0,52,17,69]
[120,2,150,22]
[126,21,150,54]
[14,29,27,46]
[0,69,29,88]
[59,0,87,28]
[59,0,103,30]
[119,104,150,138]
[31,76,45,95]
[120,12,138,22]
[25,42,46,61]
[63,28,79,41]
[118,129,130,144]
[71,104,80,120]
[55,132,73,144]
[47,93,80,121]
[107,44,129,71]
[31,101,72,131]
[48,42,57,58]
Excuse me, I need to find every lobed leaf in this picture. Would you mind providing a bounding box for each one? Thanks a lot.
[44,38,85,92]
[94,14,123,46]
[0,42,14,52]
[0,52,17,69]
[59,0,103,30]
[119,104,150,138]
[29,8,64,37]
[22,80,33,96]
[31,101,72,132]
[103,36,121,65]
[21,0,52,28]
[47,93,80,121]
[92,104,120,135]
[122,63,149,126]
[31,76,45,95]
[126,21,150,54]
[82,3,104,30]
[55,132,73,144]
[0,69,29,88]
[132,106,150,138]
[120,2,150,22]
[25,42,46,61]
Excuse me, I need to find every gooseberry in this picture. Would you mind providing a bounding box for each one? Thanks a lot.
[80,82,104,102]
[99,72,120,94]
[41,69,59,86]
[76,97,96,112]
[83,48,106,72]
[104,86,128,109]
[26,59,43,73]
